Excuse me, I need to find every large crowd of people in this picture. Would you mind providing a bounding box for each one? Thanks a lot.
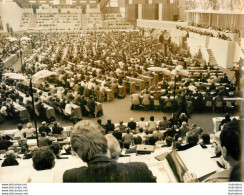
[0,113,241,182]
[0,24,242,183]
[0,30,240,125]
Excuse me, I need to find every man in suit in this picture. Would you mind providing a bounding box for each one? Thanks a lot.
[52,122,63,135]
[127,118,137,131]
[63,120,156,182]
[39,121,51,136]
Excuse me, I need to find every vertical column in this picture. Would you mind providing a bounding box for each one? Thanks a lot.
[138,4,142,20]
[158,3,163,21]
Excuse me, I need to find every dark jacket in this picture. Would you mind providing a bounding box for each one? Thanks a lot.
[127,121,137,130]
[1,157,19,167]
[52,126,63,135]
[63,156,156,182]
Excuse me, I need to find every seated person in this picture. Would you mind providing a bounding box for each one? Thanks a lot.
[38,132,52,147]
[1,150,19,167]
[178,122,190,138]
[127,118,137,131]
[118,121,126,133]
[29,148,56,183]
[123,128,133,149]
[112,128,123,148]
[105,134,121,161]
[137,128,146,143]
[63,120,156,182]
[23,146,39,159]
[52,122,63,135]
[137,117,147,130]
[153,127,163,140]
[219,113,231,131]
[14,123,25,140]
[61,144,72,155]
[199,134,211,148]
[49,143,68,159]
[147,116,157,131]
[0,135,13,150]
[24,123,36,139]
[184,120,241,182]
[158,116,169,130]
[39,121,51,136]
[177,131,199,151]
[104,119,115,134]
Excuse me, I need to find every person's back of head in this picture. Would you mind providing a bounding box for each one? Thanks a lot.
[41,132,46,137]
[126,128,131,134]
[139,128,143,133]
[201,133,210,144]
[166,136,173,147]
[133,136,142,145]
[71,120,107,163]
[105,134,121,161]
[17,124,23,130]
[140,117,144,121]
[225,113,231,120]
[150,116,154,121]
[186,131,199,145]
[5,150,16,159]
[107,119,111,124]
[49,143,60,157]
[32,148,55,171]
[163,116,167,121]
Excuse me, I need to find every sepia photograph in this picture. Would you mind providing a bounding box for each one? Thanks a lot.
[0,0,243,189]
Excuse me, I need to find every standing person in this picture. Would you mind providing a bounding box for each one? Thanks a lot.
[63,120,156,182]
